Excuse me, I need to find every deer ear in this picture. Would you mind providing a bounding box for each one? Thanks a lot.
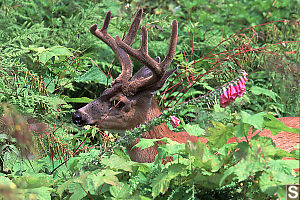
[130,56,161,81]
[147,66,178,94]
[130,66,152,81]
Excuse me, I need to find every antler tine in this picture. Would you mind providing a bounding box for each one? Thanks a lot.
[123,8,143,45]
[90,11,114,50]
[89,9,143,84]
[116,19,178,91]
[160,20,178,70]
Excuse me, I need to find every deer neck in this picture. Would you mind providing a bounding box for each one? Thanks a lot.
[126,98,173,163]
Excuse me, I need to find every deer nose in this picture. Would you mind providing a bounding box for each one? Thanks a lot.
[72,111,87,126]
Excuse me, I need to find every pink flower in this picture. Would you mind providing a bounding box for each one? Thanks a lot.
[229,84,238,101]
[170,116,180,128]
[223,87,229,99]
[219,73,249,108]
[237,80,246,98]
[240,77,246,85]
[219,88,231,108]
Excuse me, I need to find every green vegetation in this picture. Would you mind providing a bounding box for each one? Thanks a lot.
[0,0,299,199]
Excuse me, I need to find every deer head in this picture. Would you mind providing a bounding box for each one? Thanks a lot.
[72,8,178,131]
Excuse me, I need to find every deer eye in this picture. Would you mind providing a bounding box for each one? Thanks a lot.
[111,100,125,109]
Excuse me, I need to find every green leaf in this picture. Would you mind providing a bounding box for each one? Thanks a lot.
[151,173,171,198]
[64,96,94,103]
[67,182,87,200]
[264,114,300,135]
[110,182,131,199]
[259,160,299,199]
[36,46,72,64]
[134,138,169,150]
[39,51,56,64]
[151,164,188,198]
[186,141,222,172]
[101,154,133,172]
[250,86,279,102]
[234,120,251,140]
[183,124,205,136]
[194,173,230,189]
[220,155,265,186]
[13,175,53,189]
[241,111,266,130]
[157,140,185,155]
[206,121,234,148]
[75,66,109,84]
[48,46,72,56]
[167,163,187,178]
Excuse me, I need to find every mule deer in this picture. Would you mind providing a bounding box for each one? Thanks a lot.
[73,9,300,163]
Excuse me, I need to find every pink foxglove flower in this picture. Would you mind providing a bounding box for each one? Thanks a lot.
[235,83,241,97]
[229,84,238,101]
[219,73,248,108]
[170,116,180,128]
[237,80,246,98]
[240,76,246,85]
[219,88,231,108]
[223,87,229,99]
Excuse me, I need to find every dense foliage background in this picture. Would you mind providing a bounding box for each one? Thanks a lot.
[0,0,299,199]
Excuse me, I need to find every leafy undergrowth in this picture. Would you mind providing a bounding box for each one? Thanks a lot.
[0,111,299,199]
[0,0,299,199]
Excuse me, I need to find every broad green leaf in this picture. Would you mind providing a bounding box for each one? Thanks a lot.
[110,182,131,199]
[101,170,121,186]
[220,155,266,186]
[43,77,56,93]
[67,182,87,200]
[39,51,56,64]
[134,138,169,150]
[75,66,109,85]
[267,160,299,182]
[33,46,47,54]
[87,169,120,189]
[48,46,72,56]
[186,141,222,172]
[259,172,285,199]
[101,154,133,172]
[57,171,90,198]
[250,86,279,102]
[151,173,171,198]
[241,111,266,130]
[157,140,185,155]
[194,173,231,189]
[264,114,300,135]
[234,120,251,140]
[183,124,205,136]
[64,96,94,103]
[132,163,152,174]
[13,175,52,189]
[250,137,293,159]
[167,163,187,178]
[259,160,299,199]
[220,136,294,186]
[206,121,234,148]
